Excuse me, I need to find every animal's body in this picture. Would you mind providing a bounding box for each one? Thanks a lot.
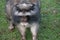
[5,0,40,40]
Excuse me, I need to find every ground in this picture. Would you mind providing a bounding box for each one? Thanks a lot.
[0,0,60,40]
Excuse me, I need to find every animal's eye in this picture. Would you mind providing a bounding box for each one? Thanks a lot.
[15,4,20,11]
[15,6,22,12]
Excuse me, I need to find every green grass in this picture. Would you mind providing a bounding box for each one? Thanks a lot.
[0,0,60,40]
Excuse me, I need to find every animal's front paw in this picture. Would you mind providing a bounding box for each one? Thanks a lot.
[8,26,14,31]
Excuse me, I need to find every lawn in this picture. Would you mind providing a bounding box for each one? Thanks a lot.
[0,0,60,40]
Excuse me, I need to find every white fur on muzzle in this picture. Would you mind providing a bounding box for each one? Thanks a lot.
[14,11,31,16]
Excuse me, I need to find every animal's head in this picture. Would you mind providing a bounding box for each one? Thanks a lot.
[14,2,35,16]
[16,3,34,11]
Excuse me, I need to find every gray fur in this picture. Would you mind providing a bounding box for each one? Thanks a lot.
[5,0,40,40]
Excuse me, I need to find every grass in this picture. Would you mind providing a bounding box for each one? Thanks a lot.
[0,0,60,40]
